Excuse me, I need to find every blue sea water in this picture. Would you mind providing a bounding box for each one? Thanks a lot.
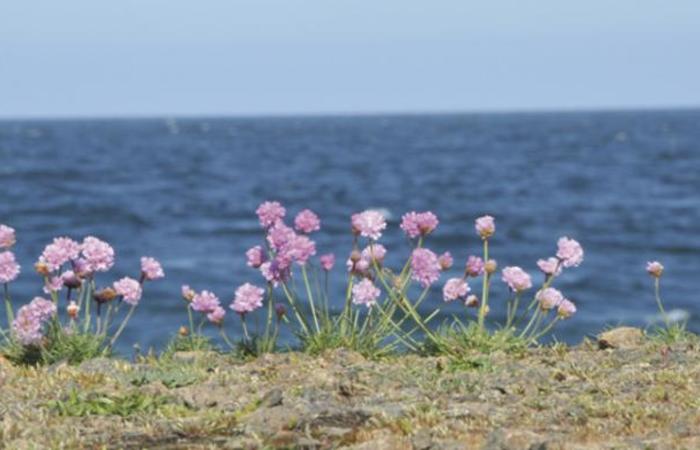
[1,110,699,353]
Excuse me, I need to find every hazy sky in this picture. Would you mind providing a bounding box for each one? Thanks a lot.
[1,0,699,118]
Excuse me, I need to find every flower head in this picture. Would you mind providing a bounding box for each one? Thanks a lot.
[501,266,532,292]
[181,285,196,302]
[443,278,470,302]
[140,257,164,281]
[283,235,316,265]
[294,209,321,234]
[246,246,266,268]
[191,290,220,313]
[351,210,387,240]
[43,276,63,294]
[400,211,439,238]
[646,261,664,278]
[61,270,81,289]
[256,201,286,228]
[12,308,43,346]
[475,215,495,239]
[207,306,226,325]
[411,248,441,287]
[67,301,80,319]
[266,222,296,252]
[28,297,57,322]
[537,257,562,277]
[113,277,143,306]
[39,237,81,272]
[81,236,115,273]
[557,299,577,318]
[361,244,387,265]
[260,258,290,286]
[0,251,21,284]
[536,287,564,310]
[465,255,484,277]
[556,237,583,268]
[231,283,265,315]
[319,253,335,271]
[484,259,498,274]
[0,225,16,249]
[352,278,380,308]
[438,252,453,271]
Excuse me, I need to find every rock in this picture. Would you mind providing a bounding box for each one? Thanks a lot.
[78,357,119,374]
[597,327,644,350]
[484,429,551,450]
[261,388,284,407]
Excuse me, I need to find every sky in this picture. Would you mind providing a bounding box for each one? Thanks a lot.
[1,0,699,118]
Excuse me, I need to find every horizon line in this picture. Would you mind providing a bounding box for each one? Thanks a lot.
[1,104,699,122]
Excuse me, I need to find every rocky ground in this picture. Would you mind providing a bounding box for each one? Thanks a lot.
[0,327,698,449]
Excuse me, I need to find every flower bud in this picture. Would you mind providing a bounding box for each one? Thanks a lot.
[275,304,287,319]
[181,285,195,302]
[93,287,117,304]
[465,295,479,308]
[646,261,664,278]
[67,301,80,319]
[34,261,50,276]
[179,326,189,337]
[62,271,81,289]
[484,259,498,274]
[350,250,362,263]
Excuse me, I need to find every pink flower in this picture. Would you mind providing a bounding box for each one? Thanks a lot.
[0,251,21,284]
[351,210,387,240]
[181,285,196,302]
[556,237,583,268]
[0,225,16,249]
[646,261,664,278]
[411,248,441,288]
[465,255,484,277]
[140,257,164,281]
[12,308,42,346]
[361,244,387,265]
[61,270,81,289]
[294,209,321,234]
[400,211,439,238]
[475,215,495,239]
[191,290,220,313]
[537,257,562,277]
[557,299,577,318]
[266,222,296,252]
[28,297,57,322]
[319,253,335,271]
[207,306,226,325]
[43,276,63,294]
[536,287,564,310]
[39,237,81,272]
[231,283,265,315]
[438,252,453,271]
[352,278,380,308]
[81,236,115,273]
[246,246,266,268]
[443,278,470,302]
[113,277,143,306]
[501,266,532,292]
[260,258,290,286]
[256,201,286,228]
[284,235,316,265]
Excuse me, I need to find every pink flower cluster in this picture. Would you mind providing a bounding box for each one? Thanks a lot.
[113,277,143,306]
[231,283,265,315]
[501,266,532,292]
[12,297,57,346]
[0,251,21,284]
[443,278,470,302]
[400,211,439,239]
[141,257,165,281]
[256,201,286,228]
[411,248,441,288]
[352,278,380,308]
[475,215,495,239]
[536,287,564,310]
[38,237,81,272]
[294,209,321,234]
[646,261,664,278]
[0,224,16,249]
[556,237,583,268]
[319,253,335,271]
[80,236,115,273]
[537,257,561,277]
[465,255,484,277]
[191,290,221,313]
[351,210,387,240]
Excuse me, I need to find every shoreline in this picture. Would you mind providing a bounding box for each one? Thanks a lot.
[1,327,698,449]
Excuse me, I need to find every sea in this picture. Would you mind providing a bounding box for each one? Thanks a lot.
[1,110,699,353]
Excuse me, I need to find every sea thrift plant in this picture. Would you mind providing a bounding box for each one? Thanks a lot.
[0,227,163,364]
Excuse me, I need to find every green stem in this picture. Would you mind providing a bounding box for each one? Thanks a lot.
[506,293,520,329]
[220,327,236,349]
[109,303,137,349]
[281,282,310,335]
[654,278,670,328]
[301,265,321,333]
[519,307,541,338]
[530,317,560,343]
[187,305,195,336]
[478,239,490,329]
[82,280,94,334]
[241,316,251,341]
[3,283,14,329]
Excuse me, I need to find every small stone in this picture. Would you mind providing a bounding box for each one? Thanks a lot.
[598,327,644,350]
[261,388,284,407]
